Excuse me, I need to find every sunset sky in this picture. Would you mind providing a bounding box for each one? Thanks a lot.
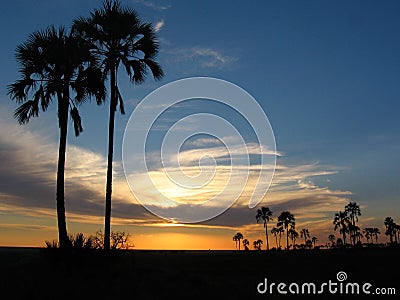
[1,0,399,249]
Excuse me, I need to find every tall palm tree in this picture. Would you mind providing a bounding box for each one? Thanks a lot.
[242,239,250,251]
[333,211,350,246]
[384,217,395,244]
[73,0,163,250]
[345,202,361,246]
[277,211,295,251]
[256,206,273,250]
[300,228,310,245]
[8,26,105,249]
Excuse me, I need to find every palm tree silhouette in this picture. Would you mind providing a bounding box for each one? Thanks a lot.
[7,26,105,249]
[328,234,335,248]
[233,232,243,250]
[242,239,250,250]
[311,236,318,248]
[73,0,163,250]
[288,228,298,249]
[300,228,310,246]
[333,211,349,246]
[345,202,361,246]
[253,239,263,250]
[277,211,295,251]
[256,206,273,250]
[271,227,279,249]
[364,228,372,244]
[384,217,395,244]
[372,227,380,244]
[232,234,239,250]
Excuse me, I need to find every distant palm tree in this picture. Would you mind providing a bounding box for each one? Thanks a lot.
[288,228,299,249]
[233,232,244,250]
[333,211,350,246]
[256,207,273,250]
[253,239,263,250]
[372,227,380,244]
[345,202,361,246]
[364,228,373,244]
[311,236,318,248]
[328,234,336,248]
[271,227,279,249]
[277,211,295,250]
[233,234,239,250]
[300,228,310,245]
[8,26,105,249]
[242,239,250,251]
[393,223,400,244]
[384,217,395,244]
[73,0,164,250]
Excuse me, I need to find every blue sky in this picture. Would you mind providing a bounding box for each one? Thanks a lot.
[0,0,399,248]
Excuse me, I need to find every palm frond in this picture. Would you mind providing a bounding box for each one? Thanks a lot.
[14,99,39,125]
[70,107,83,137]
[116,86,125,114]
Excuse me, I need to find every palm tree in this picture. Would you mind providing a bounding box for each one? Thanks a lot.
[384,217,395,244]
[345,202,361,246]
[73,0,163,250]
[288,228,299,249]
[333,211,350,246]
[372,227,380,244]
[300,228,310,246]
[242,239,250,251]
[328,234,335,248]
[233,232,244,250]
[253,239,263,250]
[8,26,105,249]
[271,227,279,249]
[364,228,373,244]
[256,207,273,250]
[277,211,295,250]
[232,234,238,250]
[311,236,318,248]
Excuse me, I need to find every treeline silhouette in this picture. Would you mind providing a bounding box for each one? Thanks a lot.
[8,0,163,252]
[233,201,399,251]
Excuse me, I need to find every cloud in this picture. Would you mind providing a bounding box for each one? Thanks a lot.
[154,20,165,33]
[133,0,170,11]
[168,46,238,70]
[0,104,355,242]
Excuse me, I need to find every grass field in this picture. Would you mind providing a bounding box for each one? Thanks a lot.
[0,247,398,299]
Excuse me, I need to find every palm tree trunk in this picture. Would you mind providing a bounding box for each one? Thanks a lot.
[104,64,117,251]
[286,230,289,250]
[56,92,69,249]
[265,224,269,250]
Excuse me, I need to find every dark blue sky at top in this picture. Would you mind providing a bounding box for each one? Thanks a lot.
[1,0,399,213]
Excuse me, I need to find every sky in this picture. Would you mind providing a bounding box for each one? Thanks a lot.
[0,0,399,249]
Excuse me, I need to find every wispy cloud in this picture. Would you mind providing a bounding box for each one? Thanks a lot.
[154,20,165,32]
[133,0,170,11]
[168,46,238,70]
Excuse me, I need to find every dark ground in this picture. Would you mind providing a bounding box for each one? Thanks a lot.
[0,247,398,300]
